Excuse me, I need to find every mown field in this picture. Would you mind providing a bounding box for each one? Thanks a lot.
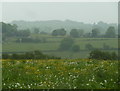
[2,59,118,89]
[2,36,118,59]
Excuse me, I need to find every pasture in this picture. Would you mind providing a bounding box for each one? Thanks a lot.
[2,35,118,58]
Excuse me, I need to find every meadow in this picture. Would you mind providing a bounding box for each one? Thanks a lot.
[2,59,118,89]
[2,35,118,59]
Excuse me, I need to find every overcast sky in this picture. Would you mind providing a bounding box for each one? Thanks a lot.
[2,2,118,24]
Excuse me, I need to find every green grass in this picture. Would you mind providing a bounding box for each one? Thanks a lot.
[43,51,90,59]
[3,42,59,52]
[75,38,118,49]
[3,38,118,52]
[2,37,118,58]
[2,59,119,89]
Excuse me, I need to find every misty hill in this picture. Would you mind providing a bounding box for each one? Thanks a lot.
[11,20,117,34]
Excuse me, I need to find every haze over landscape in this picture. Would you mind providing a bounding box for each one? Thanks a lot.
[1,2,119,89]
[2,2,117,24]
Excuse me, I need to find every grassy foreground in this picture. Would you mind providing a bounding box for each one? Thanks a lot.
[2,59,118,89]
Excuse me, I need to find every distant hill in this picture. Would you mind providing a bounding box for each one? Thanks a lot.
[11,20,117,34]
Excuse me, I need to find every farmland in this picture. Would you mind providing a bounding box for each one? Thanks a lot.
[2,59,118,89]
[1,2,119,90]
[2,35,118,59]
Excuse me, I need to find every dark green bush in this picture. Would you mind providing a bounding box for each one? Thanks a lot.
[2,50,61,59]
[89,50,118,60]
[85,44,94,51]
[2,54,10,59]
[71,45,80,52]
[103,43,110,50]
[59,37,74,51]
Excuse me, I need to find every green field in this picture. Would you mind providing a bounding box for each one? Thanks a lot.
[2,59,118,89]
[2,35,118,58]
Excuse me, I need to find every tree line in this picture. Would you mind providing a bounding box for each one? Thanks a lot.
[89,50,118,60]
[2,50,61,59]
[58,37,117,52]
[1,22,117,41]
[2,50,118,60]
[2,22,31,42]
[51,27,117,38]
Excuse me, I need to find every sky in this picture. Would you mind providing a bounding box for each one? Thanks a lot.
[1,2,118,24]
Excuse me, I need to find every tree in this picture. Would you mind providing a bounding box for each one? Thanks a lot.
[89,50,118,60]
[52,30,58,36]
[59,37,74,51]
[78,29,84,37]
[2,50,61,59]
[89,50,104,60]
[91,28,100,38]
[2,22,31,41]
[105,26,116,38]
[71,45,80,52]
[70,29,79,38]
[84,32,91,38]
[40,31,48,35]
[17,29,31,38]
[59,28,66,36]
[34,28,39,34]
[2,22,18,40]
[52,28,66,36]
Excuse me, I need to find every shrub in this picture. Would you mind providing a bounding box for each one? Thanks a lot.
[11,54,19,59]
[2,54,10,59]
[85,44,94,51]
[103,43,110,50]
[89,50,118,60]
[59,37,74,51]
[111,52,118,60]
[52,28,66,36]
[2,50,61,59]
[71,45,80,52]
[70,29,79,38]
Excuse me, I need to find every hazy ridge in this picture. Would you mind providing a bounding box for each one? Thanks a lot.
[11,20,117,34]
